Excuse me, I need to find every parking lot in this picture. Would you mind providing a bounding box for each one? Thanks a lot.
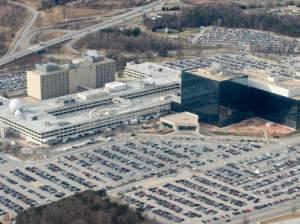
[192,26,300,53]
[0,135,268,220]
[0,73,26,94]
[0,134,299,223]
[164,53,300,85]
[108,137,300,224]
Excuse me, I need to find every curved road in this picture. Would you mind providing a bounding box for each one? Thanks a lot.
[25,29,74,50]
[5,0,39,55]
[0,0,165,67]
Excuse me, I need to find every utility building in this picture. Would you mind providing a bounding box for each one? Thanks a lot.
[160,112,199,132]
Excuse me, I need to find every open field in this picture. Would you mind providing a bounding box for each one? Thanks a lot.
[30,31,66,44]
[0,2,28,55]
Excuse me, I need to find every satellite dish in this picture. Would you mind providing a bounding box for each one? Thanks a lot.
[14,109,23,117]
[9,99,23,112]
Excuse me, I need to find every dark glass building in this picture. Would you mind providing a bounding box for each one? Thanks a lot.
[248,87,300,129]
[176,69,300,129]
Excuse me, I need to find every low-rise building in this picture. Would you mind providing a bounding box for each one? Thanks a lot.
[160,112,199,132]
[124,62,180,79]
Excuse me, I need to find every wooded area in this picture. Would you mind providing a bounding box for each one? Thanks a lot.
[16,190,154,224]
[74,0,155,10]
[75,28,181,56]
[145,3,300,37]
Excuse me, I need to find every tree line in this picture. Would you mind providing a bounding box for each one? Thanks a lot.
[75,0,155,10]
[75,27,181,56]
[16,190,155,224]
[144,3,300,37]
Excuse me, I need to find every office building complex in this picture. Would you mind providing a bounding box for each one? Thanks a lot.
[27,55,116,100]
[0,68,179,145]
[178,65,300,129]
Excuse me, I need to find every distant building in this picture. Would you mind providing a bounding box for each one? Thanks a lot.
[160,112,199,132]
[27,54,116,100]
[124,62,180,79]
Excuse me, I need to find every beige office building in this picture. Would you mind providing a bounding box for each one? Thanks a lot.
[27,55,116,100]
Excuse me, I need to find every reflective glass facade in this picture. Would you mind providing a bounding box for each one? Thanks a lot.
[180,71,220,126]
[177,71,300,129]
[248,87,300,129]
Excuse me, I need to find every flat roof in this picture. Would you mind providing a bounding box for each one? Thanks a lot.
[29,57,114,75]
[160,112,199,125]
[0,93,174,133]
[126,62,180,77]
[188,67,246,81]
[0,71,179,133]
[245,69,300,89]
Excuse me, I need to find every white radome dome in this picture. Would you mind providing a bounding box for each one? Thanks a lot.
[9,99,23,112]
[14,109,23,117]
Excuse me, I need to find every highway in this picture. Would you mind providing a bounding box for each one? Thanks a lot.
[0,0,164,67]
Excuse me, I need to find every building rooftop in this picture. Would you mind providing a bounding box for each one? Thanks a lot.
[189,65,246,81]
[245,68,300,89]
[126,62,181,78]
[0,70,179,134]
[0,96,171,133]
[160,112,199,125]
[31,55,113,75]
